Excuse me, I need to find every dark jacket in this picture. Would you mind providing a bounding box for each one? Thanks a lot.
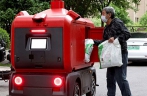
[94,18,131,53]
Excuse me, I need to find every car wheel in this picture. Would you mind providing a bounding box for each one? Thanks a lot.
[73,82,81,96]
[86,76,96,96]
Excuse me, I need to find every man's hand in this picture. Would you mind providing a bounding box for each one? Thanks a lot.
[108,37,114,43]
[94,40,101,46]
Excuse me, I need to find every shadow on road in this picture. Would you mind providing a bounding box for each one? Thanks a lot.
[128,62,147,66]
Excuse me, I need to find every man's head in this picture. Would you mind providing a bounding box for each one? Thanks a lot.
[101,6,115,23]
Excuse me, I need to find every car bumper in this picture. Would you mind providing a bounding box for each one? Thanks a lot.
[128,58,147,62]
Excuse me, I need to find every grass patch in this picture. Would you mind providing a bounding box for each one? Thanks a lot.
[0,63,11,67]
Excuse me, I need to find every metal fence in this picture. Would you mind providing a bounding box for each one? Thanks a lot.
[127,26,147,33]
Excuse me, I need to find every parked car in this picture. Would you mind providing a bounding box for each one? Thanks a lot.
[127,32,147,63]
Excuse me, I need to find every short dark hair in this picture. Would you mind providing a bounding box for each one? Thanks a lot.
[103,6,115,19]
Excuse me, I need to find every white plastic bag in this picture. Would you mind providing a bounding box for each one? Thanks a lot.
[85,39,94,62]
[98,38,123,69]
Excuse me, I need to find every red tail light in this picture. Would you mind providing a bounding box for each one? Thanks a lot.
[31,29,46,33]
[54,77,62,86]
[14,76,23,85]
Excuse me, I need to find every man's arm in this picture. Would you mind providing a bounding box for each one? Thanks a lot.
[94,40,104,46]
[113,21,131,43]
[117,22,131,42]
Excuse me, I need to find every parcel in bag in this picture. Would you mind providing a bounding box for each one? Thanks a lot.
[98,38,123,69]
[85,39,94,62]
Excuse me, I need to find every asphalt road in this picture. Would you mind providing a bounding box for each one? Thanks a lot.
[95,63,147,96]
[0,62,147,96]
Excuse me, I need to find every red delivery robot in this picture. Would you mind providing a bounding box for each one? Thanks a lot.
[9,0,103,96]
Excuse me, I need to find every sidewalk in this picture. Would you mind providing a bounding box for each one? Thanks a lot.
[0,66,10,71]
[0,54,10,71]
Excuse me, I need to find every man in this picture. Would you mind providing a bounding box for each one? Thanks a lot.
[94,6,132,96]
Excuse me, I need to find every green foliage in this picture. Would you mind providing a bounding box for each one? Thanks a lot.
[63,0,95,17]
[0,0,141,30]
[0,28,10,48]
[27,1,50,15]
[90,0,140,14]
[57,0,140,25]
[132,22,142,26]
[89,3,134,26]
[0,63,11,67]
[0,0,50,33]
[139,12,147,26]
[111,4,133,25]
[90,18,101,27]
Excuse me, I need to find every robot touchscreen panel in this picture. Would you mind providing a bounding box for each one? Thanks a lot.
[31,39,47,49]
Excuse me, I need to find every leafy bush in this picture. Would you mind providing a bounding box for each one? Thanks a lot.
[0,27,10,48]
[90,17,101,27]
[139,12,147,26]
[110,4,133,25]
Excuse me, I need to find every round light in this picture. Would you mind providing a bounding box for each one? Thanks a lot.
[54,77,62,86]
[14,76,22,85]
